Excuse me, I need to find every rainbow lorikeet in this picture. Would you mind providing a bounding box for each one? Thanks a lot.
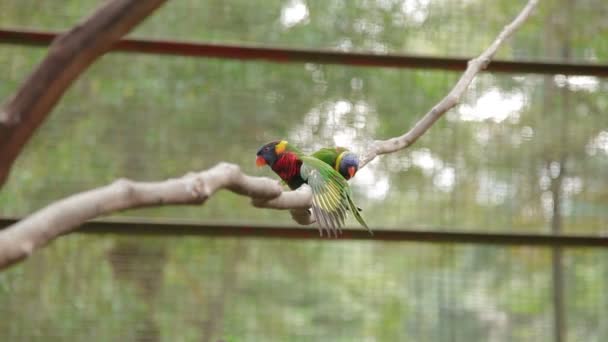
[256,140,371,236]
[311,147,360,180]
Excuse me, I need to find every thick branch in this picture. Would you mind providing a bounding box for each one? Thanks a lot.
[0,163,313,269]
[0,0,167,187]
[359,0,538,167]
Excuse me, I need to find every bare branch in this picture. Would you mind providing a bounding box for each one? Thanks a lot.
[359,0,539,167]
[0,163,314,269]
[0,0,167,187]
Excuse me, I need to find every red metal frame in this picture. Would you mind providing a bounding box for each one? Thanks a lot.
[1,218,607,247]
[1,28,607,76]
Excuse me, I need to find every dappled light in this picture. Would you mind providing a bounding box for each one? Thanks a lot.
[476,173,511,206]
[554,75,600,92]
[458,88,525,123]
[586,130,608,156]
[352,158,390,200]
[280,0,310,28]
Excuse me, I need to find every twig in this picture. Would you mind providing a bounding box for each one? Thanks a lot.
[0,0,167,187]
[359,0,539,167]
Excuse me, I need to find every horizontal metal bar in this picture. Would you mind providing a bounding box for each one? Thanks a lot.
[1,217,607,248]
[1,28,607,77]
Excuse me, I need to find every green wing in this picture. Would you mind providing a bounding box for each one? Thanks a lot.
[300,156,371,237]
[346,192,371,234]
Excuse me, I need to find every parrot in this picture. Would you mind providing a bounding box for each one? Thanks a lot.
[311,147,361,180]
[256,140,371,237]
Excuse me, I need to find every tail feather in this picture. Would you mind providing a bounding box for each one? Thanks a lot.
[346,194,373,235]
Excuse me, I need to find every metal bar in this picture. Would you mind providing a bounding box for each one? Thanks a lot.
[1,217,607,247]
[1,28,607,77]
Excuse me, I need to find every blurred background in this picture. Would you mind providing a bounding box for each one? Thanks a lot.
[1,0,607,341]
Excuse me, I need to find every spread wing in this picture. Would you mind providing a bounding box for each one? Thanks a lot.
[300,156,353,237]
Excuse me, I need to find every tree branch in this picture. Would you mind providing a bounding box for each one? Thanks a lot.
[0,0,538,270]
[359,0,539,167]
[0,0,167,187]
[0,163,313,269]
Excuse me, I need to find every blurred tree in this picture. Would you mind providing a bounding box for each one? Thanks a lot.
[0,0,607,341]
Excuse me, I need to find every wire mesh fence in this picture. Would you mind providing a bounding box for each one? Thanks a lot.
[1,0,608,341]
[1,232,607,341]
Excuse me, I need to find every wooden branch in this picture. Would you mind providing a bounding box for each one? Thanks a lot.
[0,0,538,271]
[0,163,314,269]
[0,0,167,187]
[359,0,539,168]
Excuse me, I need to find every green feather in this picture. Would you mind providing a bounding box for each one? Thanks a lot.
[311,147,347,172]
[300,155,370,236]
[346,192,372,235]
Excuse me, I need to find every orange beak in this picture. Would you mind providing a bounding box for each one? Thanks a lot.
[256,155,267,167]
[348,166,356,179]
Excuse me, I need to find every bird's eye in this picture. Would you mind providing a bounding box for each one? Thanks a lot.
[264,147,270,151]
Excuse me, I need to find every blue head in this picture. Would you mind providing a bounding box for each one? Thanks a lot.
[337,152,360,180]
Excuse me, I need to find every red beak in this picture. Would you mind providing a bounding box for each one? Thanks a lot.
[256,155,267,167]
[348,166,356,179]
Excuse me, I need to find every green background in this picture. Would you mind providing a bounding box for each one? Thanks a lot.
[1,0,607,340]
